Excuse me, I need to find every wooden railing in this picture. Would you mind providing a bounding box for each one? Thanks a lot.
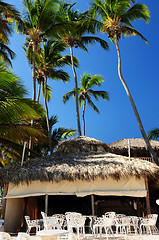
[134,157,159,163]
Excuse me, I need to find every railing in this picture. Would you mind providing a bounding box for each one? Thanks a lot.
[134,157,159,163]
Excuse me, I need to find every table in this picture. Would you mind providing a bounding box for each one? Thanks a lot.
[37,229,70,240]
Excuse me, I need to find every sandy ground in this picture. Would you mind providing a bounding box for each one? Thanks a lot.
[10,234,159,240]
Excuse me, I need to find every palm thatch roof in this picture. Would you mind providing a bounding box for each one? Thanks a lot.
[108,138,159,156]
[56,136,110,153]
[1,137,159,186]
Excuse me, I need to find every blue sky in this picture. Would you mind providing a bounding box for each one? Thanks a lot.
[5,0,159,144]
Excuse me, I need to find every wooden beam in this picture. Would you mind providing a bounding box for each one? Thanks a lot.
[91,195,95,216]
[137,197,140,216]
[145,177,151,215]
[45,194,48,215]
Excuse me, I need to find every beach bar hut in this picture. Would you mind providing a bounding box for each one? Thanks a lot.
[1,137,159,233]
[108,138,159,159]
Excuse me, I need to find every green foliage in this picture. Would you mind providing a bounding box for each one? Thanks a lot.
[63,73,109,112]
[0,62,45,124]
[0,61,46,163]
[148,128,159,141]
[63,73,109,135]
[0,1,21,65]
[35,40,78,83]
[18,0,58,35]
[34,115,76,154]
[0,0,21,43]
[90,0,150,43]
[48,1,109,51]
[82,73,109,111]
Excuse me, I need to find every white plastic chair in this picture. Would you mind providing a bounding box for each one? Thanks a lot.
[65,212,82,216]
[41,212,65,230]
[104,212,116,218]
[127,216,139,234]
[41,212,47,218]
[25,216,40,234]
[93,217,114,240]
[66,214,86,240]
[93,217,104,237]
[140,214,158,234]
[43,216,60,230]
[52,214,65,230]
[114,216,130,234]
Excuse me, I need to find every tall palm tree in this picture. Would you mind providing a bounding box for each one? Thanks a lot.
[17,0,58,153]
[0,1,21,65]
[90,0,159,165]
[48,1,109,137]
[17,0,58,101]
[63,73,109,136]
[35,40,78,154]
[0,61,46,163]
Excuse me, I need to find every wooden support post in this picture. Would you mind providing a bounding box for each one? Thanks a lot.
[128,139,131,161]
[137,197,140,216]
[45,194,48,215]
[1,184,8,219]
[145,177,151,215]
[91,194,95,216]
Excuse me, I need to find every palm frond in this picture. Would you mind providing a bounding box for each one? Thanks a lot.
[41,83,52,102]
[148,128,159,141]
[63,89,76,103]
[87,96,100,113]
[0,41,15,66]
[49,69,70,82]
[121,26,148,44]
[87,74,104,88]
[121,3,150,25]
[81,36,109,50]
[89,89,110,101]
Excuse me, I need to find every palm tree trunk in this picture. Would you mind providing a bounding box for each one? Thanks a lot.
[32,41,36,101]
[82,100,86,136]
[44,75,53,154]
[37,82,41,103]
[70,46,81,137]
[114,35,159,165]
[28,41,37,157]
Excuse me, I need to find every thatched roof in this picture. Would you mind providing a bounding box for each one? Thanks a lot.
[56,136,110,153]
[108,138,159,156]
[1,137,159,186]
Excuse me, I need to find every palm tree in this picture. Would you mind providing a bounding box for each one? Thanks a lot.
[17,0,58,153]
[34,115,76,155]
[35,39,78,154]
[0,0,21,43]
[90,0,159,165]
[63,73,109,136]
[0,1,21,65]
[148,128,159,141]
[48,1,109,137]
[17,0,58,101]
[0,61,46,163]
